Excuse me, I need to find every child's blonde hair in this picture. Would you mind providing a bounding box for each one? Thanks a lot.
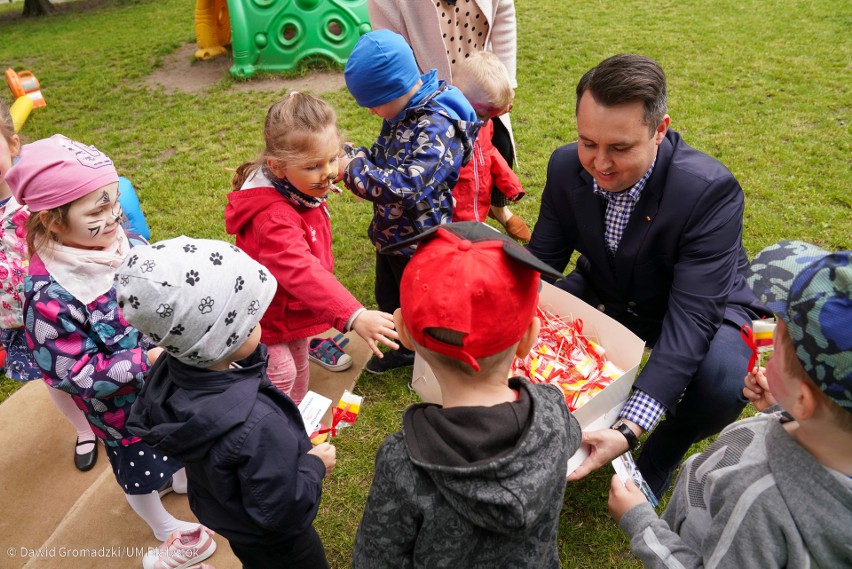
[415,327,517,377]
[453,51,514,118]
[0,99,15,145]
[232,92,339,190]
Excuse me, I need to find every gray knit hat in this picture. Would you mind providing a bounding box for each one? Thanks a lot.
[116,236,276,368]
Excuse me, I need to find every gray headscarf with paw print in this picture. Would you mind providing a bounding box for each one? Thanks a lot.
[115,236,276,367]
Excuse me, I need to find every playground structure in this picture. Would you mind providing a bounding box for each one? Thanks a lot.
[194,0,371,78]
[8,96,33,133]
[194,0,231,60]
[5,68,46,132]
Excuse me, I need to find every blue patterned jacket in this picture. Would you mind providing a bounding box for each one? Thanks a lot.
[344,72,481,257]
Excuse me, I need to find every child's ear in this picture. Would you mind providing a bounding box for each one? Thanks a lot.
[36,209,56,233]
[515,315,541,357]
[266,158,287,179]
[38,210,64,237]
[393,308,415,351]
[789,376,820,421]
[10,134,20,158]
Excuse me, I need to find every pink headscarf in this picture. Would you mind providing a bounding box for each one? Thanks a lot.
[6,134,118,211]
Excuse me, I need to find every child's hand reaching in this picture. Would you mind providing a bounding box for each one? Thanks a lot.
[307,442,336,478]
[352,310,399,357]
[608,475,648,524]
[337,143,368,191]
[743,366,776,412]
[338,143,364,178]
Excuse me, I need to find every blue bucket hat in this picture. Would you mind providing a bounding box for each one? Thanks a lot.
[746,240,852,413]
[344,29,422,108]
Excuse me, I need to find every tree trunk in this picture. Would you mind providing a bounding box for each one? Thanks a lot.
[23,0,57,17]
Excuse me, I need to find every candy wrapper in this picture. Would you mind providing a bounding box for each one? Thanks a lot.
[310,390,363,443]
[512,307,624,413]
[612,452,659,508]
[740,317,776,372]
[333,390,362,431]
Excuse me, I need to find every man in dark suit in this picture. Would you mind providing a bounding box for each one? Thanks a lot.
[527,54,769,499]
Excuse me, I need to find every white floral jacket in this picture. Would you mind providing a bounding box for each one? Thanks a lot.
[0,197,29,329]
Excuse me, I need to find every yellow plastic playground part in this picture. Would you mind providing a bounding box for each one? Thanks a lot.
[194,0,371,77]
[9,96,33,133]
[194,0,231,60]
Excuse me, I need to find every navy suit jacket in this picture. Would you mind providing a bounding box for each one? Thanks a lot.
[527,130,769,411]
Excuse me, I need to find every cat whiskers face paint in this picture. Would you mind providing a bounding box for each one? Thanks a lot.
[111,200,124,224]
[87,221,103,238]
[62,182,122,250]
[86,196,123,238]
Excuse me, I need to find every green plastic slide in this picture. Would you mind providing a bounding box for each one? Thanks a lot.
[227,0,372,78]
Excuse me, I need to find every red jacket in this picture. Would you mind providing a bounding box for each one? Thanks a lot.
[451,119,525,222]
[224,173,362,344]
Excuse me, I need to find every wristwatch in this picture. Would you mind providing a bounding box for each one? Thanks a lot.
[612,419,641,452]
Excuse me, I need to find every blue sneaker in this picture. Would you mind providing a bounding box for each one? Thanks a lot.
[308,334,353,372]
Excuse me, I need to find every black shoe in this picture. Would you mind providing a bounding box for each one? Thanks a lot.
[364,349,415,375]
[74,438,98,472]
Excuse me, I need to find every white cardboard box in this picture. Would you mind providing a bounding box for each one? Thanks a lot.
[410,281,645,474]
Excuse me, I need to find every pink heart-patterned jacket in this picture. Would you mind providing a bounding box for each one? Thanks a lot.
[23,252,154,447]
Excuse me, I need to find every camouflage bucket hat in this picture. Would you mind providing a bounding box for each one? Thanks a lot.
[746,240,852,413]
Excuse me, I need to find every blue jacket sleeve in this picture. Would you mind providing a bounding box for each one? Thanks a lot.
[118,177,151,241]
[634,175,745,408]
[526,147,579,276]
[344,115,465,209]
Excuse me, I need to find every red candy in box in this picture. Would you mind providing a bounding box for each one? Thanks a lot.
[511,307,624,413]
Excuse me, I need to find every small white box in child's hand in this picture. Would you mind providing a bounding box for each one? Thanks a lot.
[411,281,645,475]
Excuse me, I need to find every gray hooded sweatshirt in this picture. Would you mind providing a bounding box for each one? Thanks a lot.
[619,411,852,568]
[352,378,581,569]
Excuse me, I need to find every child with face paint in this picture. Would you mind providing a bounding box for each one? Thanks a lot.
[225,92,399,405]
[0,106,102,472]
[6,135,211,555]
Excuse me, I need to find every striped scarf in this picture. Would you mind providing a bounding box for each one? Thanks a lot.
[263,166,325,209]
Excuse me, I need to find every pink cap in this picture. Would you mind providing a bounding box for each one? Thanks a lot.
[6,134,118,211]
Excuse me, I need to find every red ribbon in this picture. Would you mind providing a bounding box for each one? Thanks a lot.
[740,324,758,373]
[571,317,584,345]
[741,317,775,373]
[315,404,355,438]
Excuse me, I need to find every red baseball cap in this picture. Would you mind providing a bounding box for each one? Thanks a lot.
[388,222,563,371]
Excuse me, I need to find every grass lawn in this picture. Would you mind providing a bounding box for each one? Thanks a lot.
[1,0,849,567]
